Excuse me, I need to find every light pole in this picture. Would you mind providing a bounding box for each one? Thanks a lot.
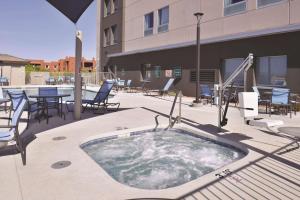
[193,12,204,105]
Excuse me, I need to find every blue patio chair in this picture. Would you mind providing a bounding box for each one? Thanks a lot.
[46,77,56,85]
[252,86,270,113]
[0,76,9,86]
[117,79,125,90]
[269,88,292,118]
[146,78,175,96]
[66,80,119,113]
[7,91,40,128]
[290,95,300,116]
[38,87,60,121]
[200,84,214,105]
[0,98,27,165]
[0,87,8,112]
[125,80,132,92]
[57,76,64,84]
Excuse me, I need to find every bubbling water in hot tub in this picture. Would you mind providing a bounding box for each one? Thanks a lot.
[82,128,246,190]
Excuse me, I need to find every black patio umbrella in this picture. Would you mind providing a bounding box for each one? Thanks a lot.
[46,0,94,24]
[46,0,94,120]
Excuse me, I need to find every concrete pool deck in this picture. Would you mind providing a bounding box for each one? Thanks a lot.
[0,92,299,200]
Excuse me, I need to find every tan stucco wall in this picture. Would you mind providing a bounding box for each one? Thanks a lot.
[123,0,300,52]
[11,66,25,86]
[1,65,25,86]
[30,72,50,85]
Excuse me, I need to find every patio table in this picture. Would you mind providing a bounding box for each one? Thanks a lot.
[29,94,70,123]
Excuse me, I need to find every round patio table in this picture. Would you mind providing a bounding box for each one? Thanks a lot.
[29,94,70,123]
[278,127,300,138]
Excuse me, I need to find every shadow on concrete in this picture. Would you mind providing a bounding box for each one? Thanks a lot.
[0,105,133,161]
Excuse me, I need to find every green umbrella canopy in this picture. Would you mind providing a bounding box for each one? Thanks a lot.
[46,0,94,24]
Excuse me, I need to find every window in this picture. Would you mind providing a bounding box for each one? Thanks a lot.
[146,71,151,79]
[257,0,282,7]
[158,6,169,33]
[112,0,118,13]
[121,68,125,76]
[144,12,154,36]
[104,0,111,17]
[223,58,244,85]
[104,28,110,47]
[224,0,246,16]
[256,55,287,86]
[172,66,182,78]
[110,25,117,45]
[154,66,161,78]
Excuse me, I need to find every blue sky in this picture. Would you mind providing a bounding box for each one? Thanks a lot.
[0,0,97,61]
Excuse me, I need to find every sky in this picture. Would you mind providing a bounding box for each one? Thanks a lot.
[0,0,97,61]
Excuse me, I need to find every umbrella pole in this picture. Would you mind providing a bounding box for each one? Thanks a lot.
[74,30,82,120]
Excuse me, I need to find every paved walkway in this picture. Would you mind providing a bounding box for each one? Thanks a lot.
[0,92,299,200]
[182,142,300,200]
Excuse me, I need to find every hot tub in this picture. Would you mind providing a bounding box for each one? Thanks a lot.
[80,124,253,198]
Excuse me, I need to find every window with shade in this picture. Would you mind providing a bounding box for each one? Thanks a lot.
[104,28,110,47]
[223,58,245,85]
[256,55,287,87]
[112,0,118,13]
[104,0,111,17]
[110,25,117,45]
[154,66,161,78]
[224,0,246,16]
[257,0,282,7]
[158,6,169,33]
[172,66,182,78]
[144,12,154,36]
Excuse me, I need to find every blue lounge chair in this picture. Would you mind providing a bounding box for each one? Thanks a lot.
[268,88,292,118]
[66,80,119,113]
[146,78,175,96]
[0,97,27,165]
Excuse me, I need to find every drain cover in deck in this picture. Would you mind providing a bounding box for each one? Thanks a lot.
[52,136,67,141]
[51,161,71,169]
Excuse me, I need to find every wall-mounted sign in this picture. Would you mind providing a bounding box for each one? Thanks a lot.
[165,70,172,77]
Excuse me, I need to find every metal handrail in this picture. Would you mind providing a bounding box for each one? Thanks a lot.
[168,90,182,129]
[152,90,182,131]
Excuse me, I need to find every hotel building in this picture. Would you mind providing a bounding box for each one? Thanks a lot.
[98,0,300,96]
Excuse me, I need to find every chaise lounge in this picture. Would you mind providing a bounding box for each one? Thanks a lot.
[66,80,120,113]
